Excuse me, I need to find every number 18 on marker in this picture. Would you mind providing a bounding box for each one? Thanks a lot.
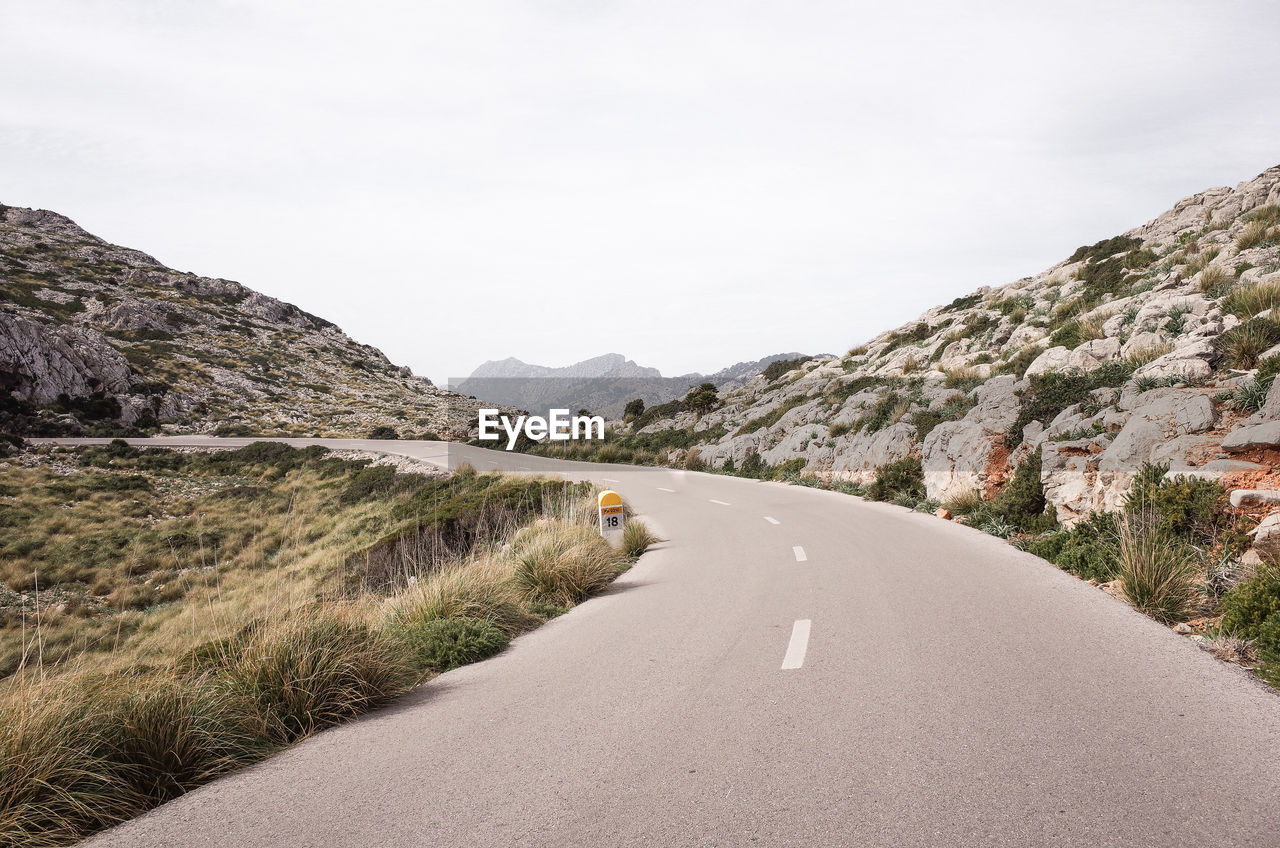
[598,490,625,546]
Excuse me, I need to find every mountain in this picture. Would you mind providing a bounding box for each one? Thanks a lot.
[454,352,806,418]
[0,204,482,438]
[630,165,1280,525]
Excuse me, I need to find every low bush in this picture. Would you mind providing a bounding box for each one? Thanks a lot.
[1006,363,1131,448]
[867,457,925,503]
[391,618,509,674]
[762,356,812,383]
[1125,463,1238,550]
[978,449,1056,533]
[1026,513,1119,582]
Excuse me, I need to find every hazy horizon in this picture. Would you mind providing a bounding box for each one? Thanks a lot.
[3,1,1279,385]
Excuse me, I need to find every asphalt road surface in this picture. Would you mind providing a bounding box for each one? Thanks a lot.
[40,438,1280,847]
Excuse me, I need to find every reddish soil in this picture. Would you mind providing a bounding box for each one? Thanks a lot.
[982,439,1012,499]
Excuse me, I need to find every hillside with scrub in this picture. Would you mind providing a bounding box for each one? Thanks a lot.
[0,204,482,439]
[524,165,1280,686]
[0,441,656,847]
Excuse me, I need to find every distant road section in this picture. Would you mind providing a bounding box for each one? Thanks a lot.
[34,438,1280,847]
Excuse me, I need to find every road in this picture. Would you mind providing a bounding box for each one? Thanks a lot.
[39,438,1280,846]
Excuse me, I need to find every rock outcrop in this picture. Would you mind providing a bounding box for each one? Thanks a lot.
[0,203,481,437]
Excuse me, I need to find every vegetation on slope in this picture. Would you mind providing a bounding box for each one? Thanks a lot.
[0,443,658,847]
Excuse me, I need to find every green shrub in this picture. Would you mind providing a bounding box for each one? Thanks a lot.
[392,618,509,674]
[982,449,1056,533]
[1068,235,1144,265]
[1049,320,1085,350]
[1124,463,1237,550]
[1219,560,1280,638]
[1027,513,1119,582]
[762,356,812,382]
[994,345,1045,378]
[1006,363,1131,448]
[367,425,399,439]
[867,457,925,503]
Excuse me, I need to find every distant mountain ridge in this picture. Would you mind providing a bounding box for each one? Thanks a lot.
[455,352,807,418]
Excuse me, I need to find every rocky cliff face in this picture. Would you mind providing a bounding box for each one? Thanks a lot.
[631,166,1280,525]
[0,204,481,437]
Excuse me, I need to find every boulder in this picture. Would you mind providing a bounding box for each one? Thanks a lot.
[829,422,917,483]
[1164,459,1268,483]
[1230,489,1280,509]
[1222,421,1280,452]
[1132,339,1216,382]
[1088,390,1216,513]
[921,375,1022,501]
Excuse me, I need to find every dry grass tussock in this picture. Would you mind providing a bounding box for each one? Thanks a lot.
[1117,511,1201,623]
[0,443,649,847]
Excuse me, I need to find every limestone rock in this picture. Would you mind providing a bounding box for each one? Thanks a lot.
[1223,421,1280,452]
[1230,489,1280,508]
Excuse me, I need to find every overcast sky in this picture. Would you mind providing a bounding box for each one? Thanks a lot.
[2,1,1279,384]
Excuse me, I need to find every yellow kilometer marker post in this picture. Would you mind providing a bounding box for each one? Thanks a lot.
[598,490,625,547]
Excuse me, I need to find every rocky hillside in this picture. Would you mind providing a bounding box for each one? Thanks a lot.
[456,351,805,418]
[630,166,1280,527]
[0,204,481,438]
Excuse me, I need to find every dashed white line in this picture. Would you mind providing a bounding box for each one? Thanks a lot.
[657,487,676,493]
[792,546,807,562]
[709,499,731,506]
[602,477,620,483]
[764,516,780,525]
[781,619,812,670]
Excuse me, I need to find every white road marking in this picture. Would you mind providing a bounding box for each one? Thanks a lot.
[602,477,620,483]
[710,499,731,506]
[657,487,676,493]
[792,546,807,562]
[764,516,780,525]
[781,619,812,670]
[486,461,498,465]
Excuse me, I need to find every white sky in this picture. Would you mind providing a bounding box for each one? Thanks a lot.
[2,1,1279,385]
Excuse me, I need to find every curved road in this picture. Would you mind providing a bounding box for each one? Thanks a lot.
[42,438,1280,846]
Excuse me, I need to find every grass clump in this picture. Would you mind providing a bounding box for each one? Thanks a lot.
[1221,280,1280,318]
[214,610,416,745]
[510,524,624,608]
[1116,512,1201,623]
[386,558,532,637]
[1218,315,1280,370]
[622,519,659,558]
